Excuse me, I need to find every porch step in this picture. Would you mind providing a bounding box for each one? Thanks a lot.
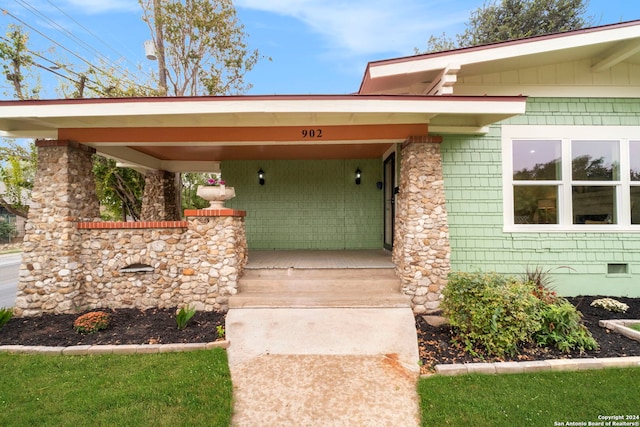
[225,307,421,374]
[230,268,410,308]
[226,267,420,374]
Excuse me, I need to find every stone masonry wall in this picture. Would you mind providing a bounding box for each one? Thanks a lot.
[140,170,181,221]
[15,139,248,316]
[393,138,451,314]
[78,215,247,313]
[16,141,100,317]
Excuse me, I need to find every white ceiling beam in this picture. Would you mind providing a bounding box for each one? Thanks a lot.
[429,125,490,134]
[422,65,461,95]
[592,40,640,72]
[104,147,221,173]
[94,146,163,171]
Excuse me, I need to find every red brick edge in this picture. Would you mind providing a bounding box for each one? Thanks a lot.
[76,210,246,229]
[77,221,188,229]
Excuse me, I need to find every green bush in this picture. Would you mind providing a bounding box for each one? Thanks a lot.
[175,306,196,330]
[442,271,543,358]
[0,307,13,329]
[535,299,598,353]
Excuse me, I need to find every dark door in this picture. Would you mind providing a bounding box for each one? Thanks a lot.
[383,153,396,250]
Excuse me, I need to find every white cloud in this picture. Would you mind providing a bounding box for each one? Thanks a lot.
[236,0,472,57]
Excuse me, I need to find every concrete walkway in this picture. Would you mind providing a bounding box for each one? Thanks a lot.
[229,354,420,427]
[226,252,421,425]
[226,307,421,426]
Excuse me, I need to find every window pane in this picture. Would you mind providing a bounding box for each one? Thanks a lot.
[572,140,619,181]
[513,140,561,180]
[513,185,558,224]
[631,141,640,181]
[572,186,616,224]
[632,187,640,224]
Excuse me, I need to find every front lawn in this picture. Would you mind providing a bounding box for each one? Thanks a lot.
[419,368,640,426]
[0,349,232,426]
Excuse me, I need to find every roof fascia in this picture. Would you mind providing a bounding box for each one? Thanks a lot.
[361,20,640,85]
[0,95,526,120]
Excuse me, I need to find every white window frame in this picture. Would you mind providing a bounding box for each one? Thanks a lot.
[502,125,640,233]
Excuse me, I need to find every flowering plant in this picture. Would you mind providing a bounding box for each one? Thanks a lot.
[73,311,111,334]
[203,176,226,186]
[590,297,629,313]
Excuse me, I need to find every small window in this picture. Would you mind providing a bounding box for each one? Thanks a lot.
[607,263,628,275]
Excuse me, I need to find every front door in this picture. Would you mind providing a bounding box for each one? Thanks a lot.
[383,153,395,250]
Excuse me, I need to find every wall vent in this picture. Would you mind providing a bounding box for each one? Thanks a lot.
[607,263,628,275]
[120,263,154,273]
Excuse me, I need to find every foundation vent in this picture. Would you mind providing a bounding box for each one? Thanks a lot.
[607,263,629,275]
[120,263,154,273]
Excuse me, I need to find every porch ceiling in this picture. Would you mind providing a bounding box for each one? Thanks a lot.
[0,94,526,172]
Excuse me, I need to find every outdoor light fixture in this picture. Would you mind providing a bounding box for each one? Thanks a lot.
[355,168,361,185]
[258,168,265,185]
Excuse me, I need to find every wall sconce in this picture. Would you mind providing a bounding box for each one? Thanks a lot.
[355,168,361,185]
[258,168,265,186]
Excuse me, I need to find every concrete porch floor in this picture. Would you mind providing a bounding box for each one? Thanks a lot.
[245,249,395,269]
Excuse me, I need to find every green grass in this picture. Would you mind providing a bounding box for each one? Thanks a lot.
[0,349,232,426]
[419,368,640,427]
[630,323,640,332]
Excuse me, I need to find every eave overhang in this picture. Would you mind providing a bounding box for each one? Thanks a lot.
[0,94,526,171]
[360,20,640,95]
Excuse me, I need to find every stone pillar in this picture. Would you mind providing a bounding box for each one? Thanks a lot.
[140,170,181,221]
[16,140,100,316]
[392,136,451,314]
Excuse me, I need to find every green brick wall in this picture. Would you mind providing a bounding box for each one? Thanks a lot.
[221,159,383,250]
[440,97,640,297]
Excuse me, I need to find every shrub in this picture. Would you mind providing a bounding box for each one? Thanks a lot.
[442,271,543,358]
[176,306,196,330]
[522,266,559,304]
[535,299,598,353]
[0,307,12,329]
[73,311,111,334]
[216,325,225,340]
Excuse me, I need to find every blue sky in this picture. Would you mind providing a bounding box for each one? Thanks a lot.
[0,0,639,98]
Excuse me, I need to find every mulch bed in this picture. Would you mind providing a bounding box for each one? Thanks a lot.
[417,295,640,373]
[0,308,225,346]
[1,296,639,376]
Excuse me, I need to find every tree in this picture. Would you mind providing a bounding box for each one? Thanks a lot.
[0,141,36,218]
[421,0,593,53]
[92,157,146,221]
[139,0,261,96]
[0,24,40,100]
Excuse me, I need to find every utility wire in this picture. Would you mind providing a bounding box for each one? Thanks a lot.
[0,33,111,96]
[0,34,109,95]
[2,7,156,93]
[43,0,155,82]
[10,1,156,91]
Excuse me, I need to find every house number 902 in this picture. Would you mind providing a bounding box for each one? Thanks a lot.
[301,129,322,138]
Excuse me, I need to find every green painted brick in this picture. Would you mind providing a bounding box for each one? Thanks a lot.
[222,158,383,250]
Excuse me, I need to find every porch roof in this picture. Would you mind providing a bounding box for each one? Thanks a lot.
[0,94,525,172]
